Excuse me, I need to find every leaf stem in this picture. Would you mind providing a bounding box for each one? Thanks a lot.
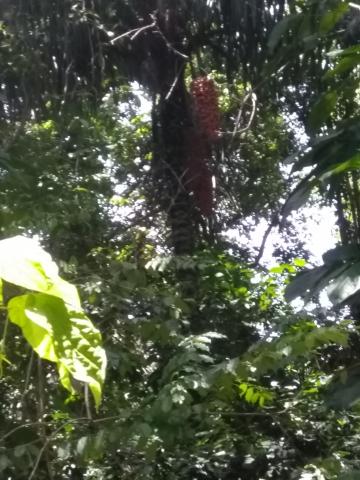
[0,314,9,377]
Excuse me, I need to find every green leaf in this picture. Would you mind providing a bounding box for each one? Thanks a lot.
[322,245,360,265]
[319,3,349,34]
[327,365,360,410]
[0,236,80,309]
[309,91,338,131]
[328,45,360,60]
[309,327,348,348]
[245,386,254,403]
[282,178,316,218]
[324,54,360,79]
[8,293,106,408]
[76,431,106,461]
[268,14,300,53]
[161,396,172,413]
[285,266,328,302]
[327,262,360,305]
[291,128,344,172]
[293,258,306,267]
[285,263,350,303]
[319,154,360,181]
[285,244,360,304]
[326,48,346,58]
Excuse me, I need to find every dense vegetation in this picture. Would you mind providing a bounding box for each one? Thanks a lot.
[1,0,360,478]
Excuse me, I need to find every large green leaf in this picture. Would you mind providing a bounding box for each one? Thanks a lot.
[304,264,349,303]
[319,2,348,34]
[322,244,360,265]
[327,262,360,305]
[8,293,106,408]
[309,90,338,131]
[0,236,80,309]
[324,54,360,79]
[284,266,329,302]
[291,122,359,174]
[327,45,360,59]
[286,243,360,306]
[283,127,360,218]
[267,14,300,53]
[327,364,360,410]
[319,154,360,181]
[281,178,317,218]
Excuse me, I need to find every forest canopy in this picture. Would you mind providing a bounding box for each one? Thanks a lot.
[1,0,360,478]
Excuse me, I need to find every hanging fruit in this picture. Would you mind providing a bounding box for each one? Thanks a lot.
[190,76,221,143]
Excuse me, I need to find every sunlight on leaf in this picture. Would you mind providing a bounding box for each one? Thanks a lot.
[8,293,106,408]
[0,236,81,309]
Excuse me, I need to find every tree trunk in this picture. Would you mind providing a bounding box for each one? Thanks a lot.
[151,8,196,255]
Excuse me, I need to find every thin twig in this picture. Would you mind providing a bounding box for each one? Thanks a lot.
[220,411,272,417]
[0,415,123,444]
[0,314,9,378]
[28,424,64,480]
[110,22,156,44]
[165,64,185,100]
[84,384,93,421]
[165,172,188,215]
[37,359,45,425]
[252,215,279,267]
[154,27,189,59]
[28,414,127,479]
[163,159,188,192]
[149,13,189,60]
[20,350,34,416]
[37,358,54,480]
[231,93,252,138]
[131,23,156,41]
[111,14,188,59]
[229,92,257,148]
[237,93,257,135]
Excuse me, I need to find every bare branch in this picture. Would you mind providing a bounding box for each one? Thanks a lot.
[229,92,257,148]
[349,2,360,11]
[110,22,156,44]
[154,27,189,59]
[251,215,279,267]
[165,64,185,100]
[237,93,257,135]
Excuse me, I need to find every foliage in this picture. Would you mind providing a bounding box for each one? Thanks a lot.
[281,1,360,323]
[1,0,360,479]
[0,236,106,407]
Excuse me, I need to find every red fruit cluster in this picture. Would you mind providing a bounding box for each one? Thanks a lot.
[190,76,221,143]
[184,130,213,217]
